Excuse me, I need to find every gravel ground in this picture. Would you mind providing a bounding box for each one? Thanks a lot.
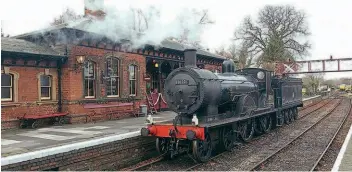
[258,99,351,171]
[140,98,341,171]
[314,100,352,171]
[299,99,332,118]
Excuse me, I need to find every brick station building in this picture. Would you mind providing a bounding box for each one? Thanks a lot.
[1,8,224,129]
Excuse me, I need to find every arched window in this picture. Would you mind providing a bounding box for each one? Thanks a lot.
[1,73,13,101]
[129,65,137,96]
[40,75,52,100]
[106,58,120,97]
[84,61,96,98]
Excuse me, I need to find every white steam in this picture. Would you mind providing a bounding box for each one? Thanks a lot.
[81,0,210,49]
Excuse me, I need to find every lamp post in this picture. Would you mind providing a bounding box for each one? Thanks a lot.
[156,61,162,112]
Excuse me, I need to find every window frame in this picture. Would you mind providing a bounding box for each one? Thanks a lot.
[129,65,138,96]
[84,61,96,99]
[40,75,52,100]
[1,73,13,102]
[106,57,120,98]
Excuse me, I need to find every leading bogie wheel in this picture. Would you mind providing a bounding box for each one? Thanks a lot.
[156,138,169,154]
[192,133,212,162]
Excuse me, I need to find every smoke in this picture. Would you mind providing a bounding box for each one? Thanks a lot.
[81,1,211,49]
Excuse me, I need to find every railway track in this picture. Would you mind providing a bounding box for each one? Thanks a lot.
[250,98,351,171]
[311,98,352,171]
[186,98,342,171]
[120,96,340,171]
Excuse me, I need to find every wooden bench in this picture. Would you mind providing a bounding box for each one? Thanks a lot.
[106,100,144,120]
[17,112,69,129]
[84,100,144,123]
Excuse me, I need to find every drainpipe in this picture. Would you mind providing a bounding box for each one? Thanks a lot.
[57,59,63,112]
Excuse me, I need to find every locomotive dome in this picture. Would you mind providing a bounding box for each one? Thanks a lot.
[222,59,236,73]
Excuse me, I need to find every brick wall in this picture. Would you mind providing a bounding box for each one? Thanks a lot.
[1,136,157,171]
[1,44,223,129]
[61,45,147,123]
[204,64,222,73]
[1,67,59,129]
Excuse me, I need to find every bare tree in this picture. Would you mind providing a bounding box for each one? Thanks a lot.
[175,9,215,49]
[51,8,82,26]
[235,5,311,70]
[302,73,324,95]
[237,43,254,69]
[215,41,254,69]
[130,6,160,38]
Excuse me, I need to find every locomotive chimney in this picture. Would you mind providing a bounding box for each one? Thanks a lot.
[184,49,197,67]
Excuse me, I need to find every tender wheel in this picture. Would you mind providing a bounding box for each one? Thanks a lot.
[288,109,295,122]
[256,115,272,134]
[238,118,255,142]
[220,127,236,151]
[277,111,284,126]
[293,107,298,120]
[31,120,39,129]
[284,110,291,124]
[192,133,212,162]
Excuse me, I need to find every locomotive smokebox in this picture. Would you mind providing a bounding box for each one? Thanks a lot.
[184,49,197,67]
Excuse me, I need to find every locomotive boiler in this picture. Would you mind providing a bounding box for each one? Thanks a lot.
[164,49,269,121]
[141,49,303,163]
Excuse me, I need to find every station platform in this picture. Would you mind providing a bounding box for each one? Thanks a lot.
[332,124,352,171]
[1,95,323,170]
[1,111,176,158]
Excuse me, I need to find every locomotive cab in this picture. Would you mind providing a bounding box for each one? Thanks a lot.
[235,68,273,108]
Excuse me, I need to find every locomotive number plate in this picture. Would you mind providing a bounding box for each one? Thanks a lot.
[176,79,189,85]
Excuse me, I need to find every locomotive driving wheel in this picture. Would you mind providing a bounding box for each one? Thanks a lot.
[238,118,255,142]
[220,126,236,151]
[192,133,212,162]
[236,95,256,142]
[256,115,272,134]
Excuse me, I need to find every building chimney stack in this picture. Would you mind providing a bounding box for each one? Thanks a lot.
[84,0,105,20]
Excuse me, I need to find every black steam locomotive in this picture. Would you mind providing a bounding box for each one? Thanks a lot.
[141,49,303,162]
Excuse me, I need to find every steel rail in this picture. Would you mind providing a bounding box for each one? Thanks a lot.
[310,98,352,171]
[119,155,165,171]
[249,98,343,171]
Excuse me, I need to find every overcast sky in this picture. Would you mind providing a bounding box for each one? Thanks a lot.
[1,0,352,79]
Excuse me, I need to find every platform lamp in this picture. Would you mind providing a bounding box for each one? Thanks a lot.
[72,55,86,73]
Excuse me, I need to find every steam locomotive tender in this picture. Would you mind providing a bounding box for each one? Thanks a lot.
[141,49,303,162]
